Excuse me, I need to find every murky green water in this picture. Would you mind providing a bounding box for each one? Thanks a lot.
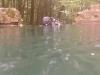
[0,24,100,75]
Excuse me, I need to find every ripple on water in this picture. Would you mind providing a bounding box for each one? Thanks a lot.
[66,53,70,57]
[94,44,100,48]
[44,40,49,44]
[49,60,57,65]
[48,49,51,51]
[58,49,62,52]
[65,57,69,61]
[0,61,18,71]
[64,53,70,61]
[46,36,51,40]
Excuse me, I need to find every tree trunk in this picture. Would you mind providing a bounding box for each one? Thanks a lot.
[30,0,35,25]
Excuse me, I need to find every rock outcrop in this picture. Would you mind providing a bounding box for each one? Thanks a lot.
[0,8,22,25]
[75,4,100,24]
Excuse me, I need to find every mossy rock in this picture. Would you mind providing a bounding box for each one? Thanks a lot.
[6,8,16,18]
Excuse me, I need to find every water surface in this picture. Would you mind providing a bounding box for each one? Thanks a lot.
[0,24,100,75]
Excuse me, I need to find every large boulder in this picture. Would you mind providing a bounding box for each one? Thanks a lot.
[0,8,22,25]
[75,4,100,24]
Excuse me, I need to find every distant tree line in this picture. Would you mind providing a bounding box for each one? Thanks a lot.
[0,0,55,25]
[0,0,99,25]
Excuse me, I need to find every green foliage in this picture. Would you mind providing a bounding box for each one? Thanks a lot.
[57,0,100,23]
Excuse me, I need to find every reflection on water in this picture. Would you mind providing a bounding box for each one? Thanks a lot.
[0,26,21,46]
[76,22,100,44]
[0,24,100,75]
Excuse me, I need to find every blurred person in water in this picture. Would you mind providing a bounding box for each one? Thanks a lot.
[42,16,52,26]
[42,16,61,32]
[51,17,61,32]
